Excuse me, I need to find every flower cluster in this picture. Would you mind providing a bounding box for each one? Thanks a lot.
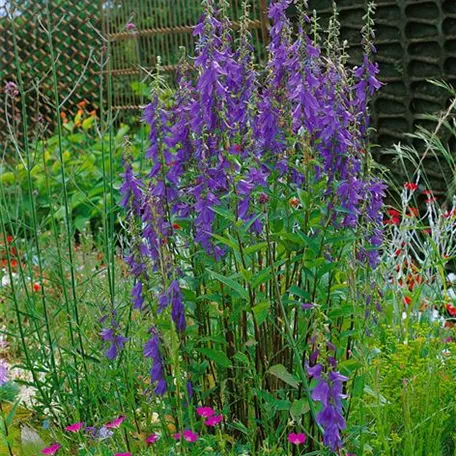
[308,364,348,451]
[119,0,384,451]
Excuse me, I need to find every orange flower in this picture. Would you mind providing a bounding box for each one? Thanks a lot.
[78,100,87,108]
[89,110,97,117]
[60,112,67,119]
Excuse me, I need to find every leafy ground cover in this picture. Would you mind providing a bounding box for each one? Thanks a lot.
[0,1,455,455]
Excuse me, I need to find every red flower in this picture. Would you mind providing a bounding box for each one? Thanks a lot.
[172,223,182,230]
[446,303,456,317]
[423,190,433,195]
[33,283,41,292]
[404,182,418,191]
[403,296,412,305]
[384,216,400,225]
[6,236,13,244]
[387,208,400,217]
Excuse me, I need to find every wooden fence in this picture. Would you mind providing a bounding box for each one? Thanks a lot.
[101,0,269,112]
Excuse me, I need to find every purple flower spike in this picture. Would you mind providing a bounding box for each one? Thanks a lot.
[144,327,167,395]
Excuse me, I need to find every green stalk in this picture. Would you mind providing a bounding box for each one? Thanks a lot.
[264,215,323,434]
[43,1,89,406]
[8,5,66,410]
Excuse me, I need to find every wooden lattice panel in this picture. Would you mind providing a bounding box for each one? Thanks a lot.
[0,0,103,128]
[102,0,269,113]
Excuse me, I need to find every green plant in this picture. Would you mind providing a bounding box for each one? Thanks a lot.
[1,110,146,236]
[348,325,456,456]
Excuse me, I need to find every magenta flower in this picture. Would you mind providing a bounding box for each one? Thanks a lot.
[196,406,215,417]
[204,414,223,427]
[174,429,199,442]
[105,415,126,429]
[42,443,61,455]
[288,433,307,445]
[145,433,160,444]
[65,422,84,432]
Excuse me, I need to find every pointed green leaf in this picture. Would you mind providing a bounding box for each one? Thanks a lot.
[267,364,300,389]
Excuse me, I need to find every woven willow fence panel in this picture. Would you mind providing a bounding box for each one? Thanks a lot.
[0,1,102,127]
[102,0,269,113]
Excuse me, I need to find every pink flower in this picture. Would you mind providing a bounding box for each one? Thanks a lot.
[145,433,159,444]
[174,429,199,442]
[42,443,61,455]
[65,422,84,432]
[105,415,126,428]
[204,414,223,427]
[196,406,215,417]
[288,432,307,445]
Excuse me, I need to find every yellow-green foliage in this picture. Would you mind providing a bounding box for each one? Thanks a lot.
[358,325,456,456]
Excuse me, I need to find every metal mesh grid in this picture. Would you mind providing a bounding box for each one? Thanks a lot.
[0,0,103,126]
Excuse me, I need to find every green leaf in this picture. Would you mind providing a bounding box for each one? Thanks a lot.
[74,216,90,232]
[0,172,15,185]
[6,399,20,427]
[210,206,236,223]
[244,242,267,255]
[288,285,310,301]
[207,270,248,300]
[252,301,270,325]
[297,233,320,254]
[233,352,250,365]
[290,399,310,420]
[197,348,232,369]
[211,233,239,252]
[267,364,300,389]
